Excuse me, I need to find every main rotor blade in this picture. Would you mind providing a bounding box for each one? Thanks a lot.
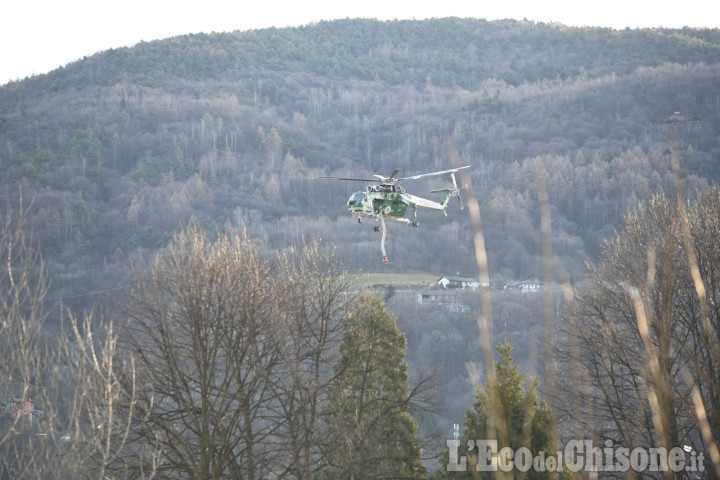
[316,176,379,182]
[396,165,470,182]
[317,165,470,183]
[373,168,401,183]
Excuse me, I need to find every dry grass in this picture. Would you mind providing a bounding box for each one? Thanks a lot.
[350,272,439,289]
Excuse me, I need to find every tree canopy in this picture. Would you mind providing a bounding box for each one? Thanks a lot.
[322,294,426,479]
[436,342,557,479]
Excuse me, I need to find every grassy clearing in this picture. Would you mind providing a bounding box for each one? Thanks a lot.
[350,272,438,288]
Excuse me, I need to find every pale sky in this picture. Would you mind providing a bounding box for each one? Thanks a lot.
[1,0,717,86]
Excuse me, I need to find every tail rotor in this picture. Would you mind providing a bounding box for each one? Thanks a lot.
[451,172,465,210]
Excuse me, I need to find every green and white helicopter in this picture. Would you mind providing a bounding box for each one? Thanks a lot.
[318,165,469,262]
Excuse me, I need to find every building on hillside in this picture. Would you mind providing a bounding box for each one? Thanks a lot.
[437,276,488,290]
[503,279,541,293]
[416,289,471,313]
[418,289,460,304]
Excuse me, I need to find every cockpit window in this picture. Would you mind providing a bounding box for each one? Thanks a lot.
[347,192,367,206]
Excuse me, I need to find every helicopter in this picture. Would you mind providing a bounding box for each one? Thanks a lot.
[318,165,470,262]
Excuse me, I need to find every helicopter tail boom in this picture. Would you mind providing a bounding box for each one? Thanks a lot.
[433,189,459,213]
[403,187,461,215]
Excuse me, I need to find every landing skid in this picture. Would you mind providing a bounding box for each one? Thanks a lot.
[374,222,419,230]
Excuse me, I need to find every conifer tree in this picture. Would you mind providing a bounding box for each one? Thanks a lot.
[437,342,558,479]
[321,294,426,479]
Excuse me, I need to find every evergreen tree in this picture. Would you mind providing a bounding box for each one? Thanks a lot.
[437,342,558,479]
[321,294,426,479]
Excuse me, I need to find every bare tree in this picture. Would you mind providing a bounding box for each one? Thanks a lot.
[0,201,56,479]
[269,239,353,479]
[114,227,286,479]
[113,228,358,479]
[0,203,132,480]
[557,189,720,478]
[678,188,720,475]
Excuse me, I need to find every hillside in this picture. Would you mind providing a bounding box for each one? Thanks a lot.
[1,17,720,310]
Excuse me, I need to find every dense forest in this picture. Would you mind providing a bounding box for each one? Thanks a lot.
[2,17,720,478]
[1,18,720,302]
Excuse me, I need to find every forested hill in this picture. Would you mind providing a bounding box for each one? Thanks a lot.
[1,18,720,308]
[6,18,720,89]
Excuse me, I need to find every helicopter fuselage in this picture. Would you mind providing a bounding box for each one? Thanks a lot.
[347,184,411,222]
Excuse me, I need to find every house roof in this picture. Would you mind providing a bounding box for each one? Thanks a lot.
[438,276,480,283]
